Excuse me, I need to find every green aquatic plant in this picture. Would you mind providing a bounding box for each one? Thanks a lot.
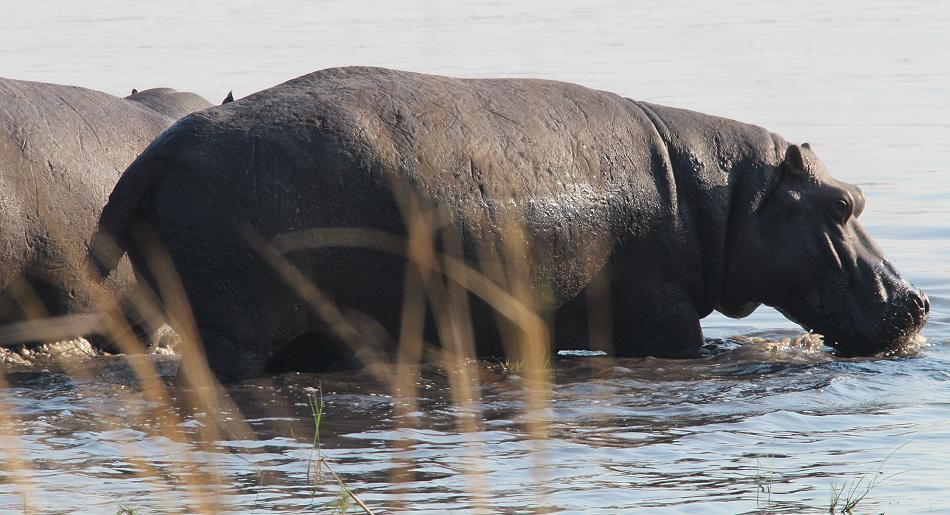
[304,385,375,514]
[305,385,325,484]
[488,354,554,375]
[828,444,906,514]
[754,453,776,510]
[322,485,354,514]
[320,458,374,515]
[490,357,523,374]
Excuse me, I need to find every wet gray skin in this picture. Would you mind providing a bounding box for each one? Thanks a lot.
[87,67,928,380]
[0,78,212,341]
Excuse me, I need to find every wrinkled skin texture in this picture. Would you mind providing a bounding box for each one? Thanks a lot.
[89,67,928,380]
[0,78,211,336]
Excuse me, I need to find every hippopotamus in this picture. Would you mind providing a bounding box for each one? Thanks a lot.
[87,66,929,380]
[0,77,212,343]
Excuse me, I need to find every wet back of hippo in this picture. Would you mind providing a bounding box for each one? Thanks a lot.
[90,67,927,380]
[0,78,211,336]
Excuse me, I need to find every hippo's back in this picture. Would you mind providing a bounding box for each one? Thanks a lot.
[154,67,681,244]
[0,78,182,198]
[121,67,687,313]
[212,67,663,210]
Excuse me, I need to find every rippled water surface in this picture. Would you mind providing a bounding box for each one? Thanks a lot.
[1,0,949,512]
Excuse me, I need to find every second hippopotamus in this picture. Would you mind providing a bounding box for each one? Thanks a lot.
[0,77,211,343]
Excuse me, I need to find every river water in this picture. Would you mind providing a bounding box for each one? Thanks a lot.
[1,0,948,513]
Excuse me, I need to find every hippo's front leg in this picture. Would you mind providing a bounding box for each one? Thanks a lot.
[613,286,705,358]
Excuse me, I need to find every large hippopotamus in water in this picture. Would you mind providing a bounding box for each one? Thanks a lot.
[88,67,929,380]
[0,78,211,342]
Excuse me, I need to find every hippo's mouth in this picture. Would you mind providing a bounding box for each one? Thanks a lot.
[775,298,927,357]
[805,302,928,357]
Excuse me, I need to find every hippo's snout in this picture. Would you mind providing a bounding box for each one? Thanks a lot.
[891,285,929,330]
[833,284,930,357]
[892,287,929,342]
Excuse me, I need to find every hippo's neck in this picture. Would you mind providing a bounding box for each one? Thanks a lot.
[632,101,786,317]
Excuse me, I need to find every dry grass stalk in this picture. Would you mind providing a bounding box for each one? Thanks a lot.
[0,173,573,512]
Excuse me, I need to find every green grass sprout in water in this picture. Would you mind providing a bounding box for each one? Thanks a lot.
[829,443,907,514]
[304,385,375,515]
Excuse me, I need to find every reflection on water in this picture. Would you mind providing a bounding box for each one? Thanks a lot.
[1,0,949,512]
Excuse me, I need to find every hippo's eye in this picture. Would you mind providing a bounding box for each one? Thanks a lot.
[831,198,851,223]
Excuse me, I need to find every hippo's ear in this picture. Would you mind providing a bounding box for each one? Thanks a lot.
[756,144,809,212]
[130,88,138,95]
[782,144,812,178]
[222,91,234,104]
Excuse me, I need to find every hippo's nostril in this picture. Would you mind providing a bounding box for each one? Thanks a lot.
[908,290,929,316]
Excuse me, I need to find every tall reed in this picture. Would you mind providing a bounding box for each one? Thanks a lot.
[0,180,566,512]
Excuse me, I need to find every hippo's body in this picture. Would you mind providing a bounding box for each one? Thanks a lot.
[0,78,211,337]
[89,67,928,380]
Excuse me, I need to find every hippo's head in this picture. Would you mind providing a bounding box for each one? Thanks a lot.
[125,88,212,119]
[721,143,928,355]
